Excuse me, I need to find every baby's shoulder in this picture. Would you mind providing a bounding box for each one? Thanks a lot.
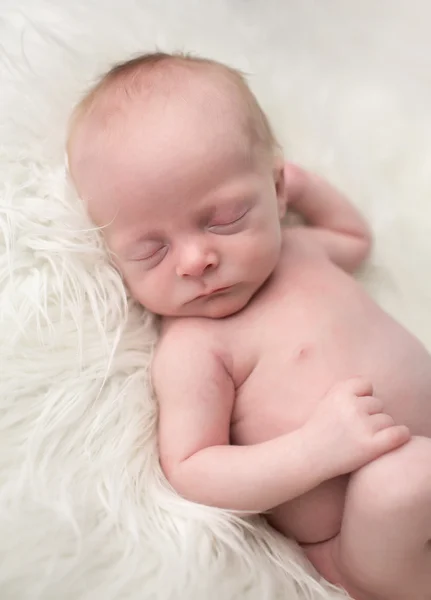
[281,226,328,261]
[152,317,231,385]
[159,315,216,341]
[155,317,222,363]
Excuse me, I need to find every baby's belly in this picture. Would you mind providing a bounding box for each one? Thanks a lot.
[231,317,431,446]
[230,312,431,544]
[219,243,431,542]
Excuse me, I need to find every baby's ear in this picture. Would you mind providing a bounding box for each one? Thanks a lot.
[273,159,287,219]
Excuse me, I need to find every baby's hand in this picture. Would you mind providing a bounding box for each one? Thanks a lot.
[304,378,410,479]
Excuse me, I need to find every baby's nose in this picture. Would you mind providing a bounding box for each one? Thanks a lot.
[175,244,219,278]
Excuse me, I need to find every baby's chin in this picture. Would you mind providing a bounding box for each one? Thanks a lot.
[139,283,260,319]
[192,302,246,319]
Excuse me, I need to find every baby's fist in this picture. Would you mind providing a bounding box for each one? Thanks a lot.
[305,378,410,479]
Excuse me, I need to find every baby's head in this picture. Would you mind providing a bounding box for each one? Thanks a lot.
[67,52,287,318]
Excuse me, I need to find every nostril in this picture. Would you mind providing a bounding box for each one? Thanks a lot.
[176,248,218,278]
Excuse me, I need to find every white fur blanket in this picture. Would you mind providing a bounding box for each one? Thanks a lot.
[1,1,430,599]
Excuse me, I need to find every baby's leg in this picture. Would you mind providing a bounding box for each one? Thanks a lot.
[304,436,431,600]
[268,475,349,543]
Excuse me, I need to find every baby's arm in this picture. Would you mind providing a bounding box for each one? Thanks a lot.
[285,164,372,272]
[154,329,324,513]
[154,328,408,513]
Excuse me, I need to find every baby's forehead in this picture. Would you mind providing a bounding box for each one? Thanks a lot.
[68,62,250,180]
[70,67,250,170]
[67,55,277,229]
[79,61,247,135]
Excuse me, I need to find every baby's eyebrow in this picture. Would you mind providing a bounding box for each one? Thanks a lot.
[205,197,252,215]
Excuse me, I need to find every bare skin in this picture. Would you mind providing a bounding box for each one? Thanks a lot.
[68,72,431,599]
[154,190,431,598]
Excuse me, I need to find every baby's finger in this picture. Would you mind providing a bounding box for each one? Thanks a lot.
[360,395,384,415]
[372,425,411,455]
[369,413,395,432]
[346,377,374,397]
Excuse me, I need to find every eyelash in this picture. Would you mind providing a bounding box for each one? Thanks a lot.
[134,246,167,264]
[208,210,248,233]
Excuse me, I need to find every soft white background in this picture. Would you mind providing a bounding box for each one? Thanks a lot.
[1,1,430,599]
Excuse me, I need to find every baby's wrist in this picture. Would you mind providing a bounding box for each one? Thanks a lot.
[297,424,333,485]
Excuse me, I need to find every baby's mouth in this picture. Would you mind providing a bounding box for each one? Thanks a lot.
[197,285,232,299]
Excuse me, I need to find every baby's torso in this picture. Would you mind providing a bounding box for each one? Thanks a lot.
[206,235,431,445]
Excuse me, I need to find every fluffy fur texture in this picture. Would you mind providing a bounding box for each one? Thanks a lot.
[1,1,431,598]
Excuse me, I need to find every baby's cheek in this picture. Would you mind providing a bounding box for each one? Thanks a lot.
[124,276,143,303]
[122,268,149,302]
[134,271,174,311]
[243,231,280,264]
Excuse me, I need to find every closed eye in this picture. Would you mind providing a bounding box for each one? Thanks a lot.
[130,245,168,267]
[208,209,249,234]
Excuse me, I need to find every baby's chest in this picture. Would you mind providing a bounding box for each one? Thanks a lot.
[228,304,431,446]
[225,282,355,443]
[223,260,431,444]
[229,328,344,444]
[226,255,359,382]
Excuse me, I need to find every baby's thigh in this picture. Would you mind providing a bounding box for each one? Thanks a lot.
[267,475,349,544]
[327,437,431,598]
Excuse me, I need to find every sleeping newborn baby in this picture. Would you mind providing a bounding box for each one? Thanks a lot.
[67,53,431,600]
